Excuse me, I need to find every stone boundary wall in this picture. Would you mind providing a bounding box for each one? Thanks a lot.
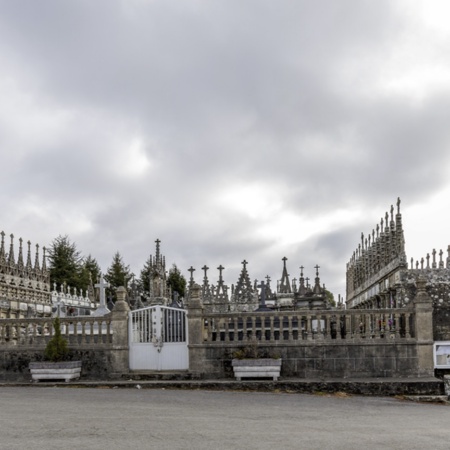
[0,288,130,381]
[187,281,434,379]
[188,341,419,379]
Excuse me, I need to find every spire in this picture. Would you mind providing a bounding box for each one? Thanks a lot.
[0,231,6,266]
[215,265,228,301]
[34,244,40,271]
[8,234,15,267]
[201,265,212,300]
[234,259,254,303]
[279,256,292,294]
[313,264,322,294]
[26,240,33,272]
[155,238,161,262]
[42,246,47,272]
[17,237,24,272]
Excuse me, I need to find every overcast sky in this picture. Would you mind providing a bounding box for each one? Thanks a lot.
[1,0,450,299]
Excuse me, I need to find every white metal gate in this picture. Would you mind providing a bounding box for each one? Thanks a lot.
[129,305,189,371]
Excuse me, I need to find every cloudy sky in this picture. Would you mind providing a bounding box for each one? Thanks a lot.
[1,0,450,299]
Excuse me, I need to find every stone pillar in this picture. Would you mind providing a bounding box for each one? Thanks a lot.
[110,286,130,377]
[414,275,434,377]
[187,283,204,377]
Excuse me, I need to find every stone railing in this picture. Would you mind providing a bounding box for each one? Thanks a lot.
[0,316,113,347]
[202,308,415,343]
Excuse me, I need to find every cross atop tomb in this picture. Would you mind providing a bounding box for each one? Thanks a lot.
[217,265,224,279]
[241,260,248,270]
[314,265,320,277]
[188,266,195,286]
[95,275,109,309]
[92,274,111,317]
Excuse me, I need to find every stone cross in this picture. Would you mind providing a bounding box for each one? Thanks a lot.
[256,280,271,311]
[188,266,195,286]
[242,260,248,270]
[95,275,109,309]
[314,265,320,277]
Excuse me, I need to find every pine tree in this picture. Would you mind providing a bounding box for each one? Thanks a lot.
[80,255,101,287]
[47,235,84,292]
[104,251,132,302]
[139,256,152,293]
[167,264,187,299]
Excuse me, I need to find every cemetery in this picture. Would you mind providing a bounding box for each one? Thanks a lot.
[0,198,449,396]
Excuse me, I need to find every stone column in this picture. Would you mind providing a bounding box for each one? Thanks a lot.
[187,283,204,377]
[110,286,130,377]
[414,275,434,377]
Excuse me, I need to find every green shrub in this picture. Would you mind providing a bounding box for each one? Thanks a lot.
[44,317,69,362]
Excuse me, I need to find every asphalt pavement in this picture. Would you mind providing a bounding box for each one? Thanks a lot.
[0,387,449,450]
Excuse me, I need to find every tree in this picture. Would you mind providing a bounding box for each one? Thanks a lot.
[104,251,132,302]
[47,235,84,292]
[324,289,336,307]
[139,256,152,293]
[167,264,187,299]
[80,254,101,286]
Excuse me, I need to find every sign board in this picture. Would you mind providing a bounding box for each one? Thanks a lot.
[433,341,450,368]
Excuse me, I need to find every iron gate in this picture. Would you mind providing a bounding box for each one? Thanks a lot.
[129,305,189,371]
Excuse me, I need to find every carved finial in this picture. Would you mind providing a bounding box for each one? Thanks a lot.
[42,246,47,271]
[432,249,437,269]
[411,257,414,270]
[397,197,401,214]
[380,217,384,233]
[34,244,40,271]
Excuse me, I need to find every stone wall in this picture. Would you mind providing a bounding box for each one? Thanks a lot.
[0,347,114,381]
[187,279,434,379]
[188,341,419,379]
[0,288,130,381]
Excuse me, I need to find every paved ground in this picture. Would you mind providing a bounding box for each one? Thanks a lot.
[0,387,449,450]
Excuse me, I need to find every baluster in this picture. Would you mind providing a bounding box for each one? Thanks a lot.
[287,315,293,341]
[337,313,344,340]
[306,314,313,341]
[316,314,323,340]
[271,315,276,342]
[251,316,256,341]
[404,312,412,338]
[394,312,400,339]
[345,314,352,339]
[260,315,266,341]
[224,319,230,342]
[106,319,112,344]
[81,320,86,344]
[242,315,247,341]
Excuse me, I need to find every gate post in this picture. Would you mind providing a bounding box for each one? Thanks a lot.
[110,286,130,377]
[414,275,434,377]
[187,283,204,376]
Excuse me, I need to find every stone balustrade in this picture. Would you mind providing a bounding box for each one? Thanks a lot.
[0,316,113,347]
[202,308,415,343]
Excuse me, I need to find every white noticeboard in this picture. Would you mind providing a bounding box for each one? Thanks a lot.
[433,341,450,368]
